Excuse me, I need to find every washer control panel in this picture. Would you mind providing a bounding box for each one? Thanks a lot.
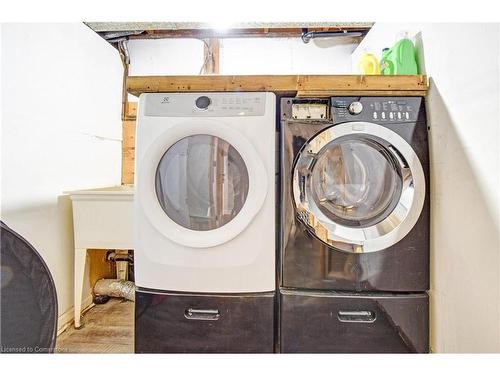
[143,92,267,117]
[331,97,423,124]
[348,101,363,115]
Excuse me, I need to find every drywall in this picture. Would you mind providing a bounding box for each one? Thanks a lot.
[353,23,500,353]
[127,36,358,78]
[1,23,123,329]
[128,38,206,76]
[219,37,358,75]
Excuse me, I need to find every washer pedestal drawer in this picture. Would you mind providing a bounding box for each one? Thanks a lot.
[135,289,275,353]
[280,289,428,353]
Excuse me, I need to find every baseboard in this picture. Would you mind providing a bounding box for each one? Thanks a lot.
[57,294,94,336]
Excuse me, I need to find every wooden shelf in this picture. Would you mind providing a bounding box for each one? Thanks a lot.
[126,75,428,97]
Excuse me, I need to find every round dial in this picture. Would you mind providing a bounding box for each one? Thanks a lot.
[348,101,363,115]
[195,96,211,109]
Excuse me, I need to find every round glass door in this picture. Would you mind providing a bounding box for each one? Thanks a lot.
[292,122,425,253]
[155,134,249,231]
[311,136,402,228]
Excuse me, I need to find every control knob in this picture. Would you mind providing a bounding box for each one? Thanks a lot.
[195,96,211,109]
[348,101,363,115]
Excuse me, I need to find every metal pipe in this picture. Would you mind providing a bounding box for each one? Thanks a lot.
[117,40,130,121]
[94,279,135,302]
[301,30,365,44]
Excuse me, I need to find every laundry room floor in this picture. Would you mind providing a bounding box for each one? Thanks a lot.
[56,299,134,353]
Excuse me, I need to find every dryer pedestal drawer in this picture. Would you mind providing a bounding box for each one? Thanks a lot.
[135,290,275,353]
[280,290,428,353]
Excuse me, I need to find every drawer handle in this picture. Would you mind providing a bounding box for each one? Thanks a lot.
[184,308,220,321]
[337,310,376,323]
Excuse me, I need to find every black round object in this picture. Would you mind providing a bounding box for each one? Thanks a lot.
[195,95,211,109]
[0,221,58,353]
[93,295,110,304]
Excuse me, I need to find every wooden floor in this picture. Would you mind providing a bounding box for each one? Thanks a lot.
[56,298,134,353]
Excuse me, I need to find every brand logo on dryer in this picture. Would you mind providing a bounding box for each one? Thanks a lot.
[161,96,170,104]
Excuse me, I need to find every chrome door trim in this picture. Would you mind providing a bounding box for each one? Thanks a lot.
[292,121,425,253]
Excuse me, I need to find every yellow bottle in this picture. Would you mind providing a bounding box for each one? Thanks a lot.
[358,53,381,75]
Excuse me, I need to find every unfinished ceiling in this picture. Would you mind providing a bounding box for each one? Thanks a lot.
[85,22,373,42]
[86,22,373,32]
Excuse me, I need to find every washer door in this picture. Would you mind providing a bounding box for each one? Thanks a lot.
[292,122,425,253]
[138,120,268,248]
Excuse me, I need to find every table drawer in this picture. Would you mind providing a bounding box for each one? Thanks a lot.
[280,290,428,353]
[135,290,275,353]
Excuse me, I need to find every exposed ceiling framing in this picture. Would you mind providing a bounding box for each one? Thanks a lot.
[85,22,373,42]
[86,22,373,32]
[87,22,374,122]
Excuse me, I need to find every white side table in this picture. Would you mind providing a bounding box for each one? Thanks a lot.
[67,185,134,328]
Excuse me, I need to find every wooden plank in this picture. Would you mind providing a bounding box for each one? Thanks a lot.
[126,75,428,96]
[297,90,427,97]
[125,102,138,119]
[122,120,136,148]
[122,120,136,185]
[122,147,135,185]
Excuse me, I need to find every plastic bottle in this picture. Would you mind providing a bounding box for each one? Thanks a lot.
[380,33,418,75]
[380,48,394,75]
[358,52,381,75]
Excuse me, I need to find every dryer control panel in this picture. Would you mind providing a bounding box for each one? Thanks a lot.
[142,92,268,117]
[331,97,424,124]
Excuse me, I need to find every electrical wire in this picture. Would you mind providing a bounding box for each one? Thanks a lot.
[198,38,212,75]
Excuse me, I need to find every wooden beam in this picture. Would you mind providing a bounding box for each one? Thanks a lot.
[122,119,136,185]
[296,90,427,97]
[126,75,428,97]
[124,101,137,119]
[129,27,370,40]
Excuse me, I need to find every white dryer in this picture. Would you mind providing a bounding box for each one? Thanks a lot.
[134,92,276,294]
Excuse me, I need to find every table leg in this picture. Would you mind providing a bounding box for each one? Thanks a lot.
[74,248,88,329]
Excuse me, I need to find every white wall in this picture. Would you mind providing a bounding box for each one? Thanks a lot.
[128,37,358,76]
[220,37,357,75]
[353,23,500,353]
[1,23,123,329]
[128,38,205,76]
[127,36,359,97]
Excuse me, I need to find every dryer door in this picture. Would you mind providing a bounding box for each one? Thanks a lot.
[292,122,425,253]
[138,120,268,248]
